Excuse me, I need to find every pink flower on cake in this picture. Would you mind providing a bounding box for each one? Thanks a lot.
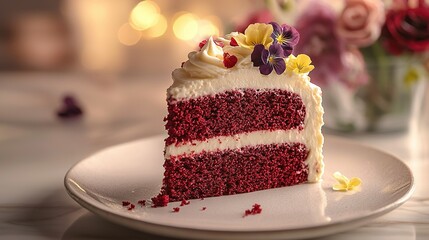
[337,0,385,47]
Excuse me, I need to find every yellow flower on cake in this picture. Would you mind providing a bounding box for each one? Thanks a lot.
[332,171,362,191]
[286,54,315,74]
[234,23,273,49]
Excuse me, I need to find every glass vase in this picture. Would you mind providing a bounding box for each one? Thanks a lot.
[323,56,426,133]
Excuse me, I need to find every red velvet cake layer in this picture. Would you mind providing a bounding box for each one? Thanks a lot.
[161,143,309,201]
[165,89,306,146]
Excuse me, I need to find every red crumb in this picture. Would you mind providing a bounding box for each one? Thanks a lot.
[122,201,131,206]
[201,207,207,211]
[243,204,262,217]
[151,194,169,207]
[127,204,135,211]
[172,207,180,212]
[138,200,146,206]
[200,198,204,200]
[180,199,190,206]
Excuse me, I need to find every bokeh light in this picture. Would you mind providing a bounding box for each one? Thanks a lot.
[173,13,199,41]
[195,19,220,41]
[143,14,168,39]
[129,0,160,31]
[117,23,142,46]
[204,15,222,34]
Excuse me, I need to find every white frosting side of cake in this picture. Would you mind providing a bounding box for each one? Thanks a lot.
[169,66,312,101]
[165,68,324,182]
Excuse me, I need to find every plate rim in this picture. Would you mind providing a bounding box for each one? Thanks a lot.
[64,134,415,239]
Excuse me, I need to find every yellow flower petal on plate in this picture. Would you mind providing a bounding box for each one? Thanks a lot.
[333,171,349,186]
[333,184,347,191]
[333,172,362,192]
[349,177,362,188]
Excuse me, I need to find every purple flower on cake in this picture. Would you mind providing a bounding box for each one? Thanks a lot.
[251,44,265,67]
[270,22,299,56]
[252,43,286,75]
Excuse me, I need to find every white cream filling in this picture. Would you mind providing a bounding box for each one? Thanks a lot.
[165,130,305,158]
[165,68,324,182]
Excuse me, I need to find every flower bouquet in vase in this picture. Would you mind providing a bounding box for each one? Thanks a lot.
[266,0,429,132]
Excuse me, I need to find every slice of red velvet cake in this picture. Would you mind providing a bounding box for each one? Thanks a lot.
[157,22,324,204]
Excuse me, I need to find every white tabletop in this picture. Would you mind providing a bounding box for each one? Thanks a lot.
[1,72,428,240]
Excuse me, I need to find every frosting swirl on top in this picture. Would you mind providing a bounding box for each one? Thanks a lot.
[182,36,227,78]
[219,32,253,67]
[174,22,314,81]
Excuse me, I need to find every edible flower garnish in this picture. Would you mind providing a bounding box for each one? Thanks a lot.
[183,22,313,78]
[270,22,299,57]
[199,38,224,50]
[234,23,273,49]
[332,171,362,191]
[252,43,286,75]
[286,54,315,74]
[230,37,239,46]
[223,52,238,68]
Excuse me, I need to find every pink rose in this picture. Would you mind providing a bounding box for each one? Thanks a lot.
[337,0,385,47]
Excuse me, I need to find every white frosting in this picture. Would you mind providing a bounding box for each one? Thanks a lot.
[219,32,253,67]
[166,68,324,182]
[182,36,228,78]
[165,130,304,158]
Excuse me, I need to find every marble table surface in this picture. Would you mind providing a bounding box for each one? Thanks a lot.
[1,73,428,240]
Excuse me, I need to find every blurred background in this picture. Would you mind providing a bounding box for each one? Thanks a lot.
[0,0,268,143]
[0,0,265,74]
[0,0,428,141]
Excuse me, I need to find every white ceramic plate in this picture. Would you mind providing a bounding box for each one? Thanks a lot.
[65,135,414,240]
